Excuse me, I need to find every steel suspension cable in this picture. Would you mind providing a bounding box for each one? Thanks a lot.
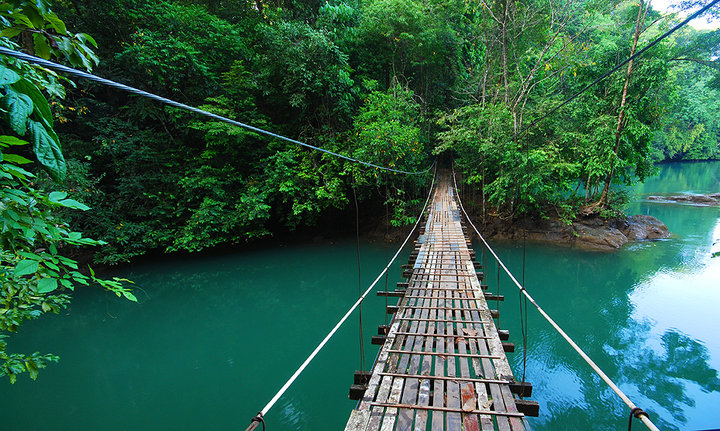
[244,165,437,430]
[0,47,435,176]
[450,170,661,431]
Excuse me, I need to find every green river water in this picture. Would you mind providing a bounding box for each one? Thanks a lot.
[2,161,719,430]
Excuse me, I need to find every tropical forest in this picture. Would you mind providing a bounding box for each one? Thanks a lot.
[2,0,720,430]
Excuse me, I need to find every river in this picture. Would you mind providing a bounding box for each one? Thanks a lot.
[2,161,719,430]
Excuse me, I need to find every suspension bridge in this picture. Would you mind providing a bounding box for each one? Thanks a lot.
[1,30,685,428]
[345,172,535,431]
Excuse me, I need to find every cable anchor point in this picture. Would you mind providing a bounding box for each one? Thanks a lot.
[245,412,266,431]
[627,407,648,431]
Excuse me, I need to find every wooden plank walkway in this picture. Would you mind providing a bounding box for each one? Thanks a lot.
[345,174,530,431]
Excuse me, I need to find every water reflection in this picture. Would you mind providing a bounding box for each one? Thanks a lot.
[488,163,720,430]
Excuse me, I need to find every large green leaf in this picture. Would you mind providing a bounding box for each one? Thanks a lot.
[58,198,90,211]
[48,191,67,202]
[28,120,65,181]
[0,27,25,38]
[14,259,39,277]
[22,5,44,28]
[1,87,33,134]
[42,12,66,34]
[36,278,58,293]
[32,33,51,60]
[11,79,52,126]
[2,153,32,164]
[77,33,97,48]
[0,135,29,147]
[0,65,21,85]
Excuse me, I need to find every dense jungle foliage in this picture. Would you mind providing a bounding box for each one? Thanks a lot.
[0,0,719,381]
[30,0,720,262]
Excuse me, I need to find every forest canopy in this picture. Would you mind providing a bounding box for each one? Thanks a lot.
[35,0,719,263]
[0,0,717,259]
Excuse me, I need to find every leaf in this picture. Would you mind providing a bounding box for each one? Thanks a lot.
[0,135,29,147]
[18,251,40,260]
[14,259,39,276]
[1,87,33,134]
[123,291,137,302]
[12,14,34,28]
[2,163,35,179]
[77,33,97,48]
[42,12,66,34]
[28,120,66,181]
[22,5,44,28]
[2,153,32,164]
[58,198,90,210]
[36,278,58,293]
[461,384,477,412]
[48,191,67,202]
[32,33,51,60]
[12,79,52,125]
[3,190,27,205]
[0,65,21,85]
[0,27,25,38]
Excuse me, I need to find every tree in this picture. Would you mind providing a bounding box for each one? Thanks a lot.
[0,0,134,383]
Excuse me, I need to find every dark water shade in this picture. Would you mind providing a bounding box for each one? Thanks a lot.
[2,161,720,431]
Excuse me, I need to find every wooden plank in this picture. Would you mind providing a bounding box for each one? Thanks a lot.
[431,260,446,431]
[367,403,525,418]
[455,290,480,431]
[366,375,393,431]
[395,275,432,431]
[459,292,494,431]
[344,410,371,431]
[380,377,404,431]
[376,372,511,385]
[394,317,488,324]
[390,331,494,340]
[413,284,437,431]
[445,262,462,431]
[385,350,501,359]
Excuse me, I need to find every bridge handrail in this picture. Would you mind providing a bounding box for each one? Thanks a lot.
[451,169,660,431]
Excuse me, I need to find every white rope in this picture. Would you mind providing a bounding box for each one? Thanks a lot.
[256,166,437,418]
[451,170,660,431]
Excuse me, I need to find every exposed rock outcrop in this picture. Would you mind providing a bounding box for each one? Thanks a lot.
[470,213,670,250]
[647,193,720,206]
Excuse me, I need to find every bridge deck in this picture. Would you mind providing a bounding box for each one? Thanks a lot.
[345,175,528,431]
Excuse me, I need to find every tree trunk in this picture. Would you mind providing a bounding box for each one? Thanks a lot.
[501,0,510,106]
[598,0,647,206]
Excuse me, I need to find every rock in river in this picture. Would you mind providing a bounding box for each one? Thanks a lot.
[474,214,670,251]
[647,193,720,206]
